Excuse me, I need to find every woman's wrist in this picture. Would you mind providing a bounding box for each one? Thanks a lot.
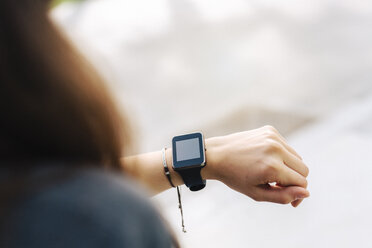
[201,136,225,181]
[165,147,184,187]
[164,136,224,185]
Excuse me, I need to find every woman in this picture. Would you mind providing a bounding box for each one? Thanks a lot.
[0,0,310,247]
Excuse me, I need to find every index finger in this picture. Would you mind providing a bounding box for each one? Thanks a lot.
[282,149,309,177]
[274,163,308,188]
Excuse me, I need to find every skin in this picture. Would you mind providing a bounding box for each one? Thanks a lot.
[122,125,309,207]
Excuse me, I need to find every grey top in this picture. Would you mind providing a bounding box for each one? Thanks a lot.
[0,167,173,248]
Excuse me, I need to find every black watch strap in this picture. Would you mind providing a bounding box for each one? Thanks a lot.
[178,167,206,191]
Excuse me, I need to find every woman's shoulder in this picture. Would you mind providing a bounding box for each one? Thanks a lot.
[2,166,172,248]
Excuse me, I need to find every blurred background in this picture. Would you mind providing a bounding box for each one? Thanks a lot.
[52,0,372,247]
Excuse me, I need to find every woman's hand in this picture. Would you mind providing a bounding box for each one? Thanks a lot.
[203,125,310,207]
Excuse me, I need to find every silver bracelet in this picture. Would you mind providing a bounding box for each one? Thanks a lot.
[162,148,175,188]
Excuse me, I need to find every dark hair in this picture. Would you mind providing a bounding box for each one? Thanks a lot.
[0,0,131,168]
[0,2,181,247]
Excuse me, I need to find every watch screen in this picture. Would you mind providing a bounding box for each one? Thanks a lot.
[176,138,200,161]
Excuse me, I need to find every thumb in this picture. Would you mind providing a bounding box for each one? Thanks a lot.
[255,184,309,204]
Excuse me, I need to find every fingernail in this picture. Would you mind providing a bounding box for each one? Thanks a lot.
[295,193,309,200]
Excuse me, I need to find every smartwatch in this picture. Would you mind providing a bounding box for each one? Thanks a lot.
[172,132,206,191]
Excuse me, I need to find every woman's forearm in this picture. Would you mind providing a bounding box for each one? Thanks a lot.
[121,149,181,194]
[122,126,310,207]
[121,139,219,195]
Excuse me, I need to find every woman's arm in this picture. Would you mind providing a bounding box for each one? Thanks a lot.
[121,126,309,207]
[121,148,183,194]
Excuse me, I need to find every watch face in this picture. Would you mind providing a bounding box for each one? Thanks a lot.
[172,132,205,170]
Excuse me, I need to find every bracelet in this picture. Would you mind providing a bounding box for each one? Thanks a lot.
[162,147,186,232]
[162,148,175,188]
